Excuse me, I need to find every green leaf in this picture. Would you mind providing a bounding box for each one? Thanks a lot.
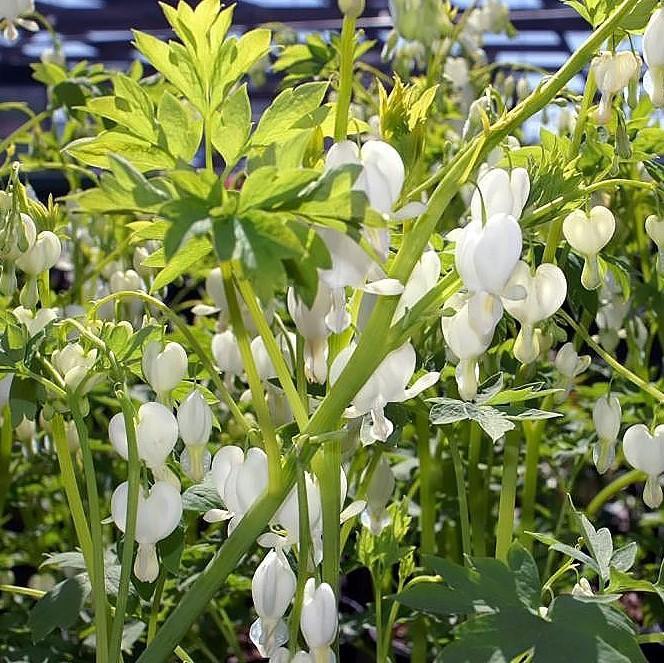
[157,92,203,161]
[239,167,320,213]
[158,524,185,574]
[65,132,176,172]
[28,575,90,643]
[482,383,563,406]
[251,82,329,147]
[150,236,213,292]
[610,542,637,573]
[211,84,251,170]
[83,95,156,141]
[182,476,223,512]
[507,542,541,610]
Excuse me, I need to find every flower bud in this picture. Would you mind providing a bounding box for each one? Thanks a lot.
[142,340,188,397]
[177,389,213,482]
[52,343,99,394]
[592,393,621,474]
[300,579,338,654]
[15,416,35,444]
[111,480,182,582]
[109,268,143,293]
[643,8,664,107]
[338,0,364,19]
[361,456,395,535]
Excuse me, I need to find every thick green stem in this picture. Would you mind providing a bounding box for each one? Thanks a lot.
[236,276,308,430]
[51,414,94,567]
[68,396,110,663]
[467,423,486,556]
[221,265,282,491]
[416,412,436,556]
[333,16,356,142]
[586,469,646,517]
[495,430,521,562]
[109,390,141,663]
[448,435,471,562]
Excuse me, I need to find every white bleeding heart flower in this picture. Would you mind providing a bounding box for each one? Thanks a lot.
[15,415,35,445]
[643,8,664,107]
[441,293,494,401]
[15,231,61,276]
[177,389,212,482]
[0,0,38,42]
[445,57,470,89]
[361,456,395,535]
[394,250,441,322]
[622,424,664,509]
[553,342,591,403]
[300,579,338,659]
[206,446,269,532]
[0,211,36,261]
[52,342,100,394]
[591,51,641,123]
[109,268,144,294]
[562,206,616,291]
[109,402,179,474]
[251,333,295,382]
[596,298,629,353]
[288,285,332,384]
[592,393,621,475]
[111,480,183,582]
[211,329,244,382]
[330,342,439,443]
[645,215,664,274]
[470,168,530,223]
[13,306,57,337]
[142,340,188,399]
[502,261,567,364]
[250,548,296,657]
[572,577,594,598]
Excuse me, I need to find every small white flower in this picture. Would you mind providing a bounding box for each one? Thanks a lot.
[0,0,38,43]
[0,373,13,409]
[300,579,338,657]
[444,57,470,89]
[553,342,590,403]
[591,51,641,123]
[562,206,616,291]
[645,215,664,274]
[643,8,664,107]
[393,250,441,322]
[13,306,57,337]
[361,456,395,535]
[15,231,61,276]
[52,342,100,394]
[111,480,182,582]
[622,424,664,509]
[211,329,244,382]
[177,389,212,482]
[470,167,530,223]
[592,393,621,475]
[142,340,188,398]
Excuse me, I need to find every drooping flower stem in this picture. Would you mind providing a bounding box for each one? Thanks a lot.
[333,15,357,142]
[495,430,521,562]
[448,434,472,562]
[109,390,141,663]
[221,266,282,491]
[51,414,94,569]
[586,469,647,517]
[68,394,110,663]
[236,275,309,430]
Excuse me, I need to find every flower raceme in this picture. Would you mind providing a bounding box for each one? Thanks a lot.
[592,393,621,475]
[111,480,182,582]
[643,8,664,107]
[330,341,439,443]
[622,425,664,509]
[250,548,297,657]
[591,51,641,124]
[562,206,616,291]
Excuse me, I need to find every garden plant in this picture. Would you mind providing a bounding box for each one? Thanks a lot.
[1,0,664,661]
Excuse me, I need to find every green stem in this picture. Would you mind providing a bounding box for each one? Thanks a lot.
[333,16,356,142]
[236,276,308,430]
[374,571,384,663]
[586,469,646,517]
[448,435,471,562]
[221,265,281,492]
[317,438,342,598]
[559,310,664,403]
[416,412,436,556]
[204,115,213,172]
[68,396,110,663]
[109,390,141,663]
[148,571,166,644]
[51,414,94,567]
[0,406,13,519]
[0,110,50,157]
[495,430,521,562]
[467,422,486,556]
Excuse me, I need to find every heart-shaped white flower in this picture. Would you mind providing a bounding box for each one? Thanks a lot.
[503,261,567,364]
[592,393,621,474]
[470,167,530,223]
[645,215,664,274]
[111,480,182,582]
[142,340,188,398]
[562,206,616,290]
[622,424,664,508]
[591,51,641,123]
[643,8,664,107]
